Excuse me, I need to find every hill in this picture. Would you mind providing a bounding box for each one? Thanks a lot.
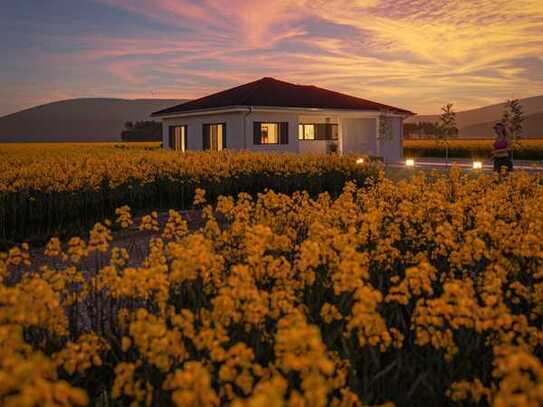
[406,95,543,138]
[0,98,186,142]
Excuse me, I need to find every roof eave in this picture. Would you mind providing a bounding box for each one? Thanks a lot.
[151,106,251,118]
[153,105,413,119]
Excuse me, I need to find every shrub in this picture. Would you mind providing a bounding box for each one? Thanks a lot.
[0,144,378,245]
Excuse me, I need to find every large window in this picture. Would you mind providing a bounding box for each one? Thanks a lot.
[169,125,187,151]
[298,123,338,141]
[253,122,289,145]
[203,123,226,151]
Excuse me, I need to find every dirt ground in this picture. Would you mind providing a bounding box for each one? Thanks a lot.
[22,208,206,273]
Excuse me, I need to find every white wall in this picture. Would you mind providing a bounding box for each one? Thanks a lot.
[299,140,331,154]
[299,115,338,124]
[244,112,300,153]
[162,113,244,150]
[298,115,339,155]
[380,117,403,161]
[162,111,300,152]
[161,110,403,159]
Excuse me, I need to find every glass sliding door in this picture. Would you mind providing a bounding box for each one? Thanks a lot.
[169,125,187,152]
[202,123,226,151]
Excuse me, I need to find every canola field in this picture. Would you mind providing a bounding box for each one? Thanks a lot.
[2,164,543,406]
[0,143,377,245]
[404,139,543,160]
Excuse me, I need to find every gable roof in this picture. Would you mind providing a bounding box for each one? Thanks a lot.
[152,77,414,117]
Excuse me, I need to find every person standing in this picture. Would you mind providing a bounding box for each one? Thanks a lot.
[491,123,513,173]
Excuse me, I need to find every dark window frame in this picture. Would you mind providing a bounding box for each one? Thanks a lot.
[202,122,227,151]
[253,121,289,145]
[169,125,188,151]
[298,123,339,141]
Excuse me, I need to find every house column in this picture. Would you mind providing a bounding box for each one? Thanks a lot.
[337,116,344,155]
[375,116,381,158]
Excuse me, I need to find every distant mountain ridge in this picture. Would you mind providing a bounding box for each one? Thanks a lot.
[0,98,187,142]
[2,95,541,142]
[406,95,543,138]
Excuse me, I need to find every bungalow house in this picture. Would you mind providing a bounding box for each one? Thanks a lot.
[151,78,414,160]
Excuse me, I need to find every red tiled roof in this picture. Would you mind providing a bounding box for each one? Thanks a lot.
[152,77,414,116]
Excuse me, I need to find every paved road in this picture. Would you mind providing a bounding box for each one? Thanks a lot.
[388,157,543,172]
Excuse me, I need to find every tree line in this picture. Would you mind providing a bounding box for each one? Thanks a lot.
[404,99,525,162]
[121,121,162,142]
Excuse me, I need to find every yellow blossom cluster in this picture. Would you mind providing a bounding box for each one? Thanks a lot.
[1,168,543,406]
[0,144,377,243]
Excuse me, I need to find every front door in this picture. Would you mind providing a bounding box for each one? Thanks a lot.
[341,118,376,155]
[203,123,226,151]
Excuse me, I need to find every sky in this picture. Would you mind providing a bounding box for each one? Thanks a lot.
[1,0,542,116]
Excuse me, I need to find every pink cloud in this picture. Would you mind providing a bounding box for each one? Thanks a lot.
[97,0,309,48]
[99,0,217,25]
[3,0,542,115]
[103,59,150,84]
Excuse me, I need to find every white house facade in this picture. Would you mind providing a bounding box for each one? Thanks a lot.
[152,78,414,161]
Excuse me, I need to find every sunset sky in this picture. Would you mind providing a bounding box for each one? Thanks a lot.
[1,0,542,116]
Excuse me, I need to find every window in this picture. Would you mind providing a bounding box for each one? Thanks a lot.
[202,123,226,151]
[253,122,289,145]
[299,124,315,140]
[261,123,279,144]
[169,125,187,151]
[298,124,338,141]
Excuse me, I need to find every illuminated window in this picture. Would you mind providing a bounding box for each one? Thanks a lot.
[261,123,279,144]
[298,124,338,140]
[203,123,226,151]
[299,124,315,140]
[169,125,187,152]
[253,122,289,145]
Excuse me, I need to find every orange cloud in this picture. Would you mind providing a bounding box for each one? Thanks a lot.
[4,0,541,116]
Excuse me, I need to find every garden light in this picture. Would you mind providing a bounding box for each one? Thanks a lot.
[405,159,415,167]
[472,161,482,169]
[356,158,365,165]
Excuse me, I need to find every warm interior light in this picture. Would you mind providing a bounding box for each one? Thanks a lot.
[473,161,482,169]
[356,158,365,165]
[405,159,415,167]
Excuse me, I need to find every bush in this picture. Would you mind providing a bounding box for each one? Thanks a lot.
[0,144,378,245]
